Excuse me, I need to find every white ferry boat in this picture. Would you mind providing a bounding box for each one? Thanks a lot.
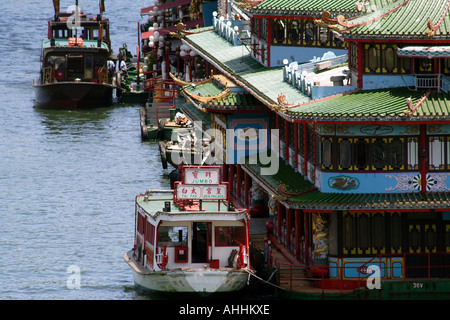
[124,166,252,294]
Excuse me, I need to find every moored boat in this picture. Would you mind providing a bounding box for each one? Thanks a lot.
[124,166,252,294]
[33,1,118,109]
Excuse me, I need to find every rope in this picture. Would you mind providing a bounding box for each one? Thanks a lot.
[243,268,288,291]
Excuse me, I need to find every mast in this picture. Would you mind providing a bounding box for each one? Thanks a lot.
[52,0,60,14]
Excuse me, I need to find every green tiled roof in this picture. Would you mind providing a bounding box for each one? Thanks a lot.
[183,30,311,108]
[243,154,316,195]
[343,0,450,39]
[288,189,450,211]
[285,87,450,122]
[182,81,267,111]
[249,0,353,16]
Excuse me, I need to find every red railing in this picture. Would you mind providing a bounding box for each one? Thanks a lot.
[271,251,449,295]
[156,106,174,123]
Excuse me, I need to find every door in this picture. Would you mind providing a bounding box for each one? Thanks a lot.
[405,212,443,278]
[192,222,211,263]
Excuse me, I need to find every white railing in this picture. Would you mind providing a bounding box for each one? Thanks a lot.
[414,74,450,93]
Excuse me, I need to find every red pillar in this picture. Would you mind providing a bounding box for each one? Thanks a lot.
[276,113,280,154]
[303,124,308,177]
[237,165,242,199]
[420,124,428,193]
[244,171,251,207]
[286,208,292,250]
[285,119,289,161]
[304,211,309,265]
[294,122,298,169]
[295,209,301,258]
[277,202,283,238]
[357,42,364,89]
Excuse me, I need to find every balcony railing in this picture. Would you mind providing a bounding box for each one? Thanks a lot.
[414,74,450,93]
[269,251,450,296]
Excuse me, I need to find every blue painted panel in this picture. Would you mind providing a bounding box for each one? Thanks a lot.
[226,113,269,164]
[202,1,218,27]
[362,74,415,90]
[271,46,347,66]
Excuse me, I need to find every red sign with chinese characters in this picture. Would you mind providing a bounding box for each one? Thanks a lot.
[175,184,228,200]
[183,167,221,184]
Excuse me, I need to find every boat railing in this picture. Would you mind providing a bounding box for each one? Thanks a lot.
[143,69,163,92]
[151,80,178,104]
[156,106,175,123]
[43,67,54,84]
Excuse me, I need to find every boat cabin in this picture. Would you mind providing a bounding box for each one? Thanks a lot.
[40,40,110,85]
[134,166,250,271]
[134,193,250,271]
[48,10,111,50]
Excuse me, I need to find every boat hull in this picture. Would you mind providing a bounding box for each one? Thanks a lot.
[124,251,249,294]
[33,81,115,109]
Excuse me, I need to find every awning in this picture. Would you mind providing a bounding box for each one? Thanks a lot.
[397,46,450,58]
[141,0,192,15]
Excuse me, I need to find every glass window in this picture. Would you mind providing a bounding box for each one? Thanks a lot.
[158,226,188,246]
[215,226,245,246]
[407,137,419,170]
[428,136,449,170]
[339,139,351,169]
[288,20,300,45]
[304,21,315,46]
[354,139,368,170]
[273,19,286,44]
[390,138,405,170]
[371,138,387,170]
[323,138,332,168]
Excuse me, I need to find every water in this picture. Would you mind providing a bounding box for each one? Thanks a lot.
[0,0,172,300]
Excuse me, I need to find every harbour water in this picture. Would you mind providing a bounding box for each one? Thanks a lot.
[0,0,172,300]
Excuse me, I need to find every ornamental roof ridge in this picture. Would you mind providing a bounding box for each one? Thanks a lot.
[319,0,450,39]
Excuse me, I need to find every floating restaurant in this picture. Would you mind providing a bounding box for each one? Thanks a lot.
[143,0,450,299]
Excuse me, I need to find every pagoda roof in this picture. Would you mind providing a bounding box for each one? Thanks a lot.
[246,0,374,17]
[288,189,450,211]
[322,0,450,40]
[182,28,312,109]
[284,87,450,122]
[177,74,268,112]
[181,24,450,124]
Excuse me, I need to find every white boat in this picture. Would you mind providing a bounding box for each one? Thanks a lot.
[124,166,252,294]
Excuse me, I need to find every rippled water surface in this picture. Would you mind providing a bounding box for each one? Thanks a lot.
[0,0,172,299]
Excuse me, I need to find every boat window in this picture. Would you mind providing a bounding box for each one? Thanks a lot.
[46,55,65,70]
[215,226,245,246]
[85,55,93,79]
[158,226,188,246]
[67,55,84,79]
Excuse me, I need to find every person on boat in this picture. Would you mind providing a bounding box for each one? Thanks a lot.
[175,112,191,126]
[120,57,128,77]
[107,59,115,80]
